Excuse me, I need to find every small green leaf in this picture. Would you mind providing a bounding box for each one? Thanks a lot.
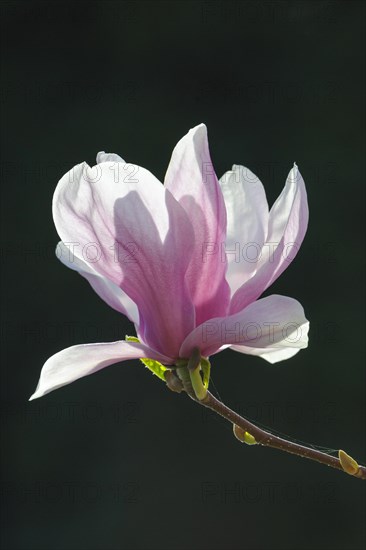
[126,336,140,344]
[200,357,211,389]
[139,358,168,381]
[243,432,257,445]
[126,335,168,381]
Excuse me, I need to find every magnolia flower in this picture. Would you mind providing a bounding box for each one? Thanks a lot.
[30,124,309,400]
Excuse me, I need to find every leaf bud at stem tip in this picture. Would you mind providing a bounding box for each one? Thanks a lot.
[339,450,361,477]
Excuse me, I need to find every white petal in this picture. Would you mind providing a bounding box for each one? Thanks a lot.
[219,165,269,295]
[230,344,301,364]
[267,163,303,243]
[230,164,308,314]
[164,123,230,324]
[180,294,309,358]
[29,340,173,400]
[52,161,196,358]
[97,151,125,164]
[56,241,139,325]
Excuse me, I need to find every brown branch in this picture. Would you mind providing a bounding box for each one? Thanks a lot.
[173,366,365,479]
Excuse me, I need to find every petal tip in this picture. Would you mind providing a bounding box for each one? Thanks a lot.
[96,151,125,164]
[291,162,299,177]
[29,391,40,401]
[189,123,207,136]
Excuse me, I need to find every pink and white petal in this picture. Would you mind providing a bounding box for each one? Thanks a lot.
[230,344,301,364]
[230,164,308,314]
[97,151,125,163]
[56,241,139,325]
[180,294,309,359]
[29,340,174,400]
[219,165,269,295]
[164,124,230,325]
[53,162,195,358]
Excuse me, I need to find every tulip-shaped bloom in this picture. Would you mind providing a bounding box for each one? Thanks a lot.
[30,124,309,400]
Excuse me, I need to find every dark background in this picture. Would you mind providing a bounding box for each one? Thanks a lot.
[1,1,365,549]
